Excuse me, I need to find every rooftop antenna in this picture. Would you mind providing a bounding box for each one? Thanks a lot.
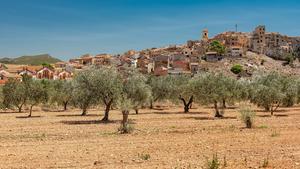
[235,24,238,32]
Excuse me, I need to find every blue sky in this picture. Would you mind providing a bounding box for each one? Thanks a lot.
[0,0,299,60]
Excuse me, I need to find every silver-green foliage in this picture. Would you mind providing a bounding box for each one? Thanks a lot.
[123,70,151,114]
[190,73,240,117]
[148,75,175,106]
[49,80,73,110]
[3,78,27,112]
[72,67,123,120]
[168,75,194,113]
[72,68,98,115]
[27,80,48,117]
[249,72,297,115]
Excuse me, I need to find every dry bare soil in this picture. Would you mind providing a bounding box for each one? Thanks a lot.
[0,105,300,169]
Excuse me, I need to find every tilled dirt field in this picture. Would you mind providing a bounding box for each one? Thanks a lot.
[0,105,299,169]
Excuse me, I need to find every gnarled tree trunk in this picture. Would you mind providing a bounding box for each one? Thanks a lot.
[18,106,23,113]
[17,103,24,113]
[122,110,129,128]
[28,105,34,117]
[150,100,153,109]
[222,99,226,109]
[81,108,87,116]
[101,99,113,121]
[270,103,280,116]
[63,101,68,111]
[179,95,193,113]
[214,101,223,118]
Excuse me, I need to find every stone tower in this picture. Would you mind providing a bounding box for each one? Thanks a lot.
[252,25,266,54]
[202,29,209,41]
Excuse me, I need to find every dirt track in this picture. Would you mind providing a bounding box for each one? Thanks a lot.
[0,105,299,169]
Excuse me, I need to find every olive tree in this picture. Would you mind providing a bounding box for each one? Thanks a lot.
[117,94,133,134]
[190,73,237,117]
[281,76,298,107]
[220,76,246,108]
[72,67,123,121]
[296,78,300,104]
[123,70,151,114]
[72,69,98,116]
[3,78,27,112]
[49,80,74,111]
[93,67,123,121]
[27,80,48,117]
[168,75,194,113]
[148,75,174,108]
[249,72,296,115]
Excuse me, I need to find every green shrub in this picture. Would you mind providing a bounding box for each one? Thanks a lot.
[239,107,256,128]
[206,154,220,169]
[258,125,268,129]
[118,122,134,134]
[138,153,151,160]
[261,157,269,168]
[230,64,243,74]
[270,130,280,137]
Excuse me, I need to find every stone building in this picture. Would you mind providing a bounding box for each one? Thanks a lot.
[250,25,299,59]
[36,67,54,79]
[92,54,112,66]
[202,29,209,42]
[0,70,21,84]
[56,70,72,80]
[251,25,266,54]
[213,31,250,56]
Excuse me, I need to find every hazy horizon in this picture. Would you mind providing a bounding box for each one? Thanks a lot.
[0,0,299,60]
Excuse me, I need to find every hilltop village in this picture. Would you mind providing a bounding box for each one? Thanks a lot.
[1,25,300,83]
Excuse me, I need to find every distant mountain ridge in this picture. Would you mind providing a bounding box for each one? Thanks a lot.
[0,54,62,65]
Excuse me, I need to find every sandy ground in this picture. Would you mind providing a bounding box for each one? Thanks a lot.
[0,105,299,169]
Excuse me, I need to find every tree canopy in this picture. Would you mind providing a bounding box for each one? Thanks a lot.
[209,40,226,55]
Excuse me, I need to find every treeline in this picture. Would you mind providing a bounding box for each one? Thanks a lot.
[1,66,300,132]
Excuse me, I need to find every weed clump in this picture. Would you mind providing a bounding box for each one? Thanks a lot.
[206,153,220,169]
[239,107,256,128]
[118,122,134,134]
[138,153,150,160]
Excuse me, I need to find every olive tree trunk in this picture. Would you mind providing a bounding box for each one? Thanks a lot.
[122,110,129,129]
[63,101,68,111]
[17,103,25,113]
[101,99,113,121]
[81,108,87,116]
[222,99,226,109]
[150,100,153,109]
[179,95,193,113]
[270,103,280,116]
[28,105,34,117]
[214,101,223,118]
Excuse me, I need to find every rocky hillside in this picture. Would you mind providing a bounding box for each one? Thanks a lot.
[201,52,300,77]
